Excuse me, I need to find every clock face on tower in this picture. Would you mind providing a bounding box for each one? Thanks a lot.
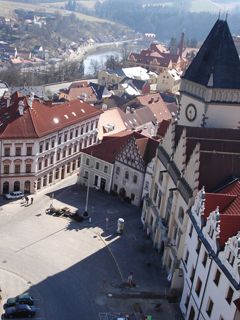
[185,104,197,122]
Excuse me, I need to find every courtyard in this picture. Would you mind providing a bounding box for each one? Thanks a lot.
[0,174,182,320]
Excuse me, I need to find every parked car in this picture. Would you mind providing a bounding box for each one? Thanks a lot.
[3,304,36,318]
[3,293,34,309]
[5,191,24,200]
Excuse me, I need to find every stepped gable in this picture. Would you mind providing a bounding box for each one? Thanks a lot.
[182,19,240,89]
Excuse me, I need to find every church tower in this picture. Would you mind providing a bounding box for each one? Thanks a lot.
[179,19,240,129]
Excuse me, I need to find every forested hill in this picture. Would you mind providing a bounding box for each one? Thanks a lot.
[95,0,240,41]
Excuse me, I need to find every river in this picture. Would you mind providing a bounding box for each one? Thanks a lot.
[83,50,122,75]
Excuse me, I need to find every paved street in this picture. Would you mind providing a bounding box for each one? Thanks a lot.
[0,174,182,320]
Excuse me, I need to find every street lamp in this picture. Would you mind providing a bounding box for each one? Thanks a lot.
[84,172,90,216]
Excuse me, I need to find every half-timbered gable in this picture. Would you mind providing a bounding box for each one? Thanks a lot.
[115,135,146,173]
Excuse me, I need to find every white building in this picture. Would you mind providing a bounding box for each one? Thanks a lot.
[157,69,181,94]
[78,131,159,206]
[0,92,102,194]
[179,20,240,129]
[142,121,240,290]
[180,180,240,320]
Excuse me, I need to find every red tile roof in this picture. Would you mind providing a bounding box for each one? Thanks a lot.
[0,95,102,139]
[204,193,236,219]
[82,131,158,165]
[174,125,240,191]
[204,179,240,248]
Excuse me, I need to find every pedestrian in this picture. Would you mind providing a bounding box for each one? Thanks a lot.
[127,272,134,287]
[31,197,33,205]
[26,196,29,205]
[105,217,109,230]
[24,195,28,205]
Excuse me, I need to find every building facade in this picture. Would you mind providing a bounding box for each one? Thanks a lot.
[180,182,240,320]
[0,93,101,194]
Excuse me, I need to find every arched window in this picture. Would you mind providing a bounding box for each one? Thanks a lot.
[3,181,9,194]
[43,175,47,187]
[37,178,41,190]
[178,207,184,224]
[14,181,20,191]
[24,180,31,193]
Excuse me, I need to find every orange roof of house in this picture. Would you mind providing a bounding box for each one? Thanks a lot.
[0,95,102,139]
[82,131,158,165]
[205,179,240,248]
[137,93,172,123]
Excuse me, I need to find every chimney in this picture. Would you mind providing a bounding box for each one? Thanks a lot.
[28,92,34,108]
[102,103,108,111]
[18,100,24,115]
[178,32,184,59]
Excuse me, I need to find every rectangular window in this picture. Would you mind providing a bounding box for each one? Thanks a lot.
[189,224,193,238]
[214,269,221,286]
[206,298,213,317]
[153,183,158,202]
[4,147,10,156]
[133,174,138,183]
[185,295,190,309]
[57,152,60,161]
[116,166,120,175]
[70,131,73,140]
[15,147,21,156]
[86,123,89,133]
[26,164,31,173]
[190,266,195,282]
[195,278,202,296]
[74,144,77,153]
[75,129,78,137]
[39,144,43,153]
[50,155,54,165]
[51,140,55,148]
[38,161,42,170]
[86,158,90,166]
[226,287,234,304]
[15,164,20,174]
[96,162,100,170]
[44,159,48,167]
[196,238,201,254]
[91,121,94,130]
[58,136,62,145]
[45,141,49,151]
[3,165,9,174]
[68,147,72,156]
[188,306,195,320]
[81,126,84,135]
[104,165,108,173]
[63,149,66,158]
[202,251,208,267]
[184,250,189,265]
[64,133,68,142]
[26,147,32,156]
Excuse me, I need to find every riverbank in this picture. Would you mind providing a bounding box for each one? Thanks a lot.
[66,38,141,64]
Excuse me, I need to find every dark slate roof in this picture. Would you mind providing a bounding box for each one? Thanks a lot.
[182,20,240,89]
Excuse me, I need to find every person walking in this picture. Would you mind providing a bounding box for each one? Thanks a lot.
[31,197,33,205]
[25,195,29,205]
[127,272,134,287]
